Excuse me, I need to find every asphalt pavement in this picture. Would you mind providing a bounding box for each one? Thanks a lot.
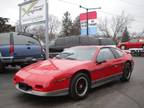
[0,57,144,108]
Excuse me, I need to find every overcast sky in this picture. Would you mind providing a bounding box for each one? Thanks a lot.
[0,0,144,33]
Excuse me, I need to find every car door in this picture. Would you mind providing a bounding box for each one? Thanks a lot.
[0,33,11,57]
[14,35,42,59]
[91,48,118,82]
[110,48,125,73]
[128,39,140,48]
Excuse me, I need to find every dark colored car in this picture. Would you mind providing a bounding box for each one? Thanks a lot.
[0,32,45,72]
[49,36,116,57]
[117,38,144,50]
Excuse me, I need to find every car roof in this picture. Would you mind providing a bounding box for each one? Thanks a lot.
[70,45,115,49]
[56,35,112,40]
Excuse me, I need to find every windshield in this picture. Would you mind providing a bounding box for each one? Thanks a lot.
[56,47,97,61]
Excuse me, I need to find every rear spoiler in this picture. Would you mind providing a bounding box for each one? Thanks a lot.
[17,32,34,37]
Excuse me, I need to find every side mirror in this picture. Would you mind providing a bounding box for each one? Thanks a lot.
[96,59,106,64]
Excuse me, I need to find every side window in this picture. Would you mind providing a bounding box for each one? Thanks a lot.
[80,37,90,45]
[97,48,115,62]
[139,39,144,42]
[49,40,55,47]
[129,39,138,42]
[14,35,40,45]
[0,33,10,44]
[88,38,99,45]
[64,37,79,47]
[111,48,124,58]
[55,38,65,46]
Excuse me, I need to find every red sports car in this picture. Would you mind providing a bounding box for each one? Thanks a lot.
[117,38,144,50]
[13,46,134,99]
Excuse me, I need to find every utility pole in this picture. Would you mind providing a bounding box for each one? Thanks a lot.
[79,5,101,36]
[45,0,49,59]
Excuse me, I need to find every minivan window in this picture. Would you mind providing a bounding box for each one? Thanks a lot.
[0,33,10,44]
[14,35,40,45]
[49,40,55,47]
[80,37,99,45]
[55,38,65,46]
[88,38,99,45]
[64,36,79,47]
[101,39,115,45]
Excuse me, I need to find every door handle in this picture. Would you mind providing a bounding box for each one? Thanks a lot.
[27,47,31,49]
[114,65,118,68]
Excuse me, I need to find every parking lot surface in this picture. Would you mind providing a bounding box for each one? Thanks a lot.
[1,57,144,108]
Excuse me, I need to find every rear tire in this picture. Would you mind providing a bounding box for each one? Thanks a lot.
[121,63,132,82]
[69,73,90,100]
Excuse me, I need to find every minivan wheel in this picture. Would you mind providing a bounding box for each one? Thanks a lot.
[69,73,90,100]
[121,63,132,82]
[0,64,5,72]
[142,45,144,50]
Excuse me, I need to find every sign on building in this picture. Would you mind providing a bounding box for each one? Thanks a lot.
[19,0,45,25]
[80,11,97,36]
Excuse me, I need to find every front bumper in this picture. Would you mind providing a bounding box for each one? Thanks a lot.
[0,56,13,63]
[15,84,69,96]
[0,56,44,64]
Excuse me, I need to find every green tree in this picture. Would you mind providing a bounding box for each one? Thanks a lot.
[61,11,73,37]
[72,16,80,35]
[121,27,130,42]
[0,17,15,33]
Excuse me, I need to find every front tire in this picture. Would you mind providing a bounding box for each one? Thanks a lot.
[69,73,90,100]
[121,63,132,81]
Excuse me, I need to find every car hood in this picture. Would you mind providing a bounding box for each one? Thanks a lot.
[16,59,91,81]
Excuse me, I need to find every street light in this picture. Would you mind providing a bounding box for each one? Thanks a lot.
[79,5,101,36]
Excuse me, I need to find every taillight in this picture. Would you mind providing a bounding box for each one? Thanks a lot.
[10,44,14,56]
[9,33,14,56]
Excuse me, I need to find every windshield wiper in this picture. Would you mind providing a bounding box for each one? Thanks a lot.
[62,52,74,56]
[56,52,75,59]
[55,56,62,59]
[65,57,76,60]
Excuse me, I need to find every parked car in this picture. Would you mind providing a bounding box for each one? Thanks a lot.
[117,38,144,50]
[49,36,116,57]
[0,32,45,72]
[13,46,134,99]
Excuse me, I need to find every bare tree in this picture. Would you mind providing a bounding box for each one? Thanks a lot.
[16,15,61,41]
[72,16,80,35]
[49,15,61,37]
[15,21,30,33]
[97,11,134,42]
[97,18,111,38]
[111,12,133,41]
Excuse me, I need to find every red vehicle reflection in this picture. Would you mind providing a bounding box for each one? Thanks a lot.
[117,38,144,50]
